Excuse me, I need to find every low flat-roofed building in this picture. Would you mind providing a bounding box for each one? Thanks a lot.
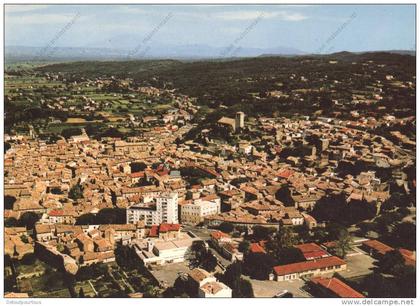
[134,231,201,266]
[273,256,346,282]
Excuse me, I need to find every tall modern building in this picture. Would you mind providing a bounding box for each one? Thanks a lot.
[127,193,179,226]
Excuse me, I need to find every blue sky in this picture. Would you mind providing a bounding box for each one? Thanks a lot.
[5,4,416,53]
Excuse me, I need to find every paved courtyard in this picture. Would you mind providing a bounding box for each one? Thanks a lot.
[148,262,191,288]
[338,247,376,279]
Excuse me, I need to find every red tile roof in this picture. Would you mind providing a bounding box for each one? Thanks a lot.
[159,223,180,233]
[201,194,219,201]
[210,230,230,240]
[278,169,294,179]
[311,277,364,298]
[295,243,329,260]
[363,241,415,266]
[301,250,330,260]
[295,243,323,253]
[321,241,337,249]
[148,223,181,237]
[362,240,393,255]
[149,225,159,237]
[130,172,144,178]
[273,256,346,276]
[398,248,416,267]
[48,209,63,216]
[250,242,266,254]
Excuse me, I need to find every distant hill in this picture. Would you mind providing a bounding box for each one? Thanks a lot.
[386,50,416,56]
[6,44,306,62]
[32,52,415,117]
[34,51,415,78]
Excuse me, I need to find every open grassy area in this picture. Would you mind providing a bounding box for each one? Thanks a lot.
[15,259,48,276]
[5,69,179,136]
[74,281,97,298]
[16,266,71,298]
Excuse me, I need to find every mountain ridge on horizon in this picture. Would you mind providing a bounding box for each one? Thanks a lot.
[5,44,415,63]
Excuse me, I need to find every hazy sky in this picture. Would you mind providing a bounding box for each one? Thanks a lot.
[5,4,416,53]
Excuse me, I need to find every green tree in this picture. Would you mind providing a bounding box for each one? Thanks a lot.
[69,183,84,200]
[238,240,250,254]
[220,262,254,298]
[169,275,195,297]
[391,222,416,250]
[243,252,275,280]
[79,287,85,298]
[115,243,140,271]
[4,142,11,153]
[61,128,82,139]
[377,250,406,275]
[5,217,18,227]
[19,212,40,229]
[325,222,347,241]
[252,225,276,241]
[4,195,16,210]
[219,222,234,233]
[266,227,296,257]
[143,285,161,298]
[20,234,29,243]
[187,240,218,272]
[313,227,328,243]
[265,227,306,265]
[335,229,352,259]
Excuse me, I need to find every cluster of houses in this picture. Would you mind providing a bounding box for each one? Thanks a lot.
[5,227,34,260]
[4,64,416,298]
[33,222,146,274]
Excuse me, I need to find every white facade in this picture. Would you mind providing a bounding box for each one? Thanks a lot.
[290,216,305,226]
[134,232,201,266]
[181,198,221,225]
[127,193,178,226]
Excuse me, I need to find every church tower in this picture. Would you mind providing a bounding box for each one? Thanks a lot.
[235,112,245,131]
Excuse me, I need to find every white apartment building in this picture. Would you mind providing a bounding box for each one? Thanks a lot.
[127,192,178,226]
[181,197,221,225]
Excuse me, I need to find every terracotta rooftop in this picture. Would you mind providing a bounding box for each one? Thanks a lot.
[273,256,346,276]
[310,277,364,298]
[210,230,230,240]
[295,243,330,259]
[362,239,393,255]
[250,242,266,254]
[189,268,212,283]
